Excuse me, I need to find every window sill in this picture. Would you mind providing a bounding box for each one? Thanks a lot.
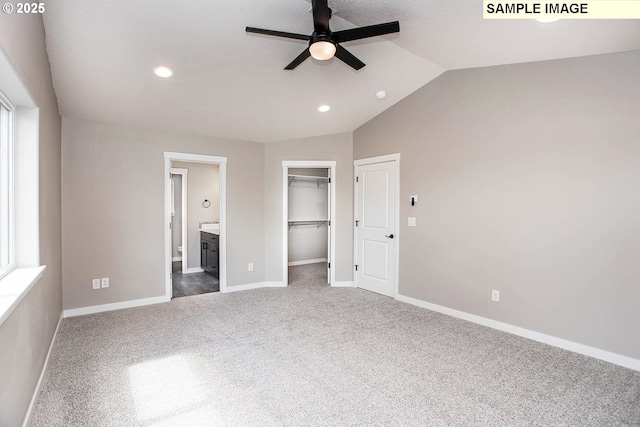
[0,265,46,327]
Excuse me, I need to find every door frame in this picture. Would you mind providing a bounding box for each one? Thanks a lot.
[353,153,401,297]
[282,160,336,287]
[164,152,228,297]
[170,167,189,273]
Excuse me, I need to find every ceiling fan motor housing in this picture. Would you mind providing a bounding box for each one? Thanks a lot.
[310,32,335,46]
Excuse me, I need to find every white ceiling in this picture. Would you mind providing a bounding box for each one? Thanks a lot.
[42,0,640,143]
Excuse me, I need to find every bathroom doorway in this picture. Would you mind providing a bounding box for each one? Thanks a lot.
[170,162,220,297]
[164,152,227,298]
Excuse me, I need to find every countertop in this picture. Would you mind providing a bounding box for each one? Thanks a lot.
[200,224,220,236]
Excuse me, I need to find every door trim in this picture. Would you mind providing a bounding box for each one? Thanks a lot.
[164,152,228,297]
[282,160,336,287]
[353,153,401,297]
[354,153,401,167]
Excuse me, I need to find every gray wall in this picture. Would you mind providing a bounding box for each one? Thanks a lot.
[264,133,353,283]
[354,51,640,360]
[62,123,352,307]
[0,14,63,427]
[172,162,220,270]
[62,118,265,310]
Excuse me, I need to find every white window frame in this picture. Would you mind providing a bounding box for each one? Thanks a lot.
[0,91,14,280]
[0,46,45,327]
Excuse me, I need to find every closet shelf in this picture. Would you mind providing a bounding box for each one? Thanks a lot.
[288,174,329,187]
[288,219,329,230]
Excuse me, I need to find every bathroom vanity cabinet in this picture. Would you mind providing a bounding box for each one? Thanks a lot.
[200,231,219,278]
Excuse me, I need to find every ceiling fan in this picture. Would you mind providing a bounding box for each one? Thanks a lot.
[246,0,400,70]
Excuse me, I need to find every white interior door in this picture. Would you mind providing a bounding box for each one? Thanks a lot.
[327,170,331,284]
[355,160,397,297]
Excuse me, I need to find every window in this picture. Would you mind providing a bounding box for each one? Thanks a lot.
[0,93,13,279]
[0,47,43,326]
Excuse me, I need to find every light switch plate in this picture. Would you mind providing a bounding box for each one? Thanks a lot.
[408,217,416,227]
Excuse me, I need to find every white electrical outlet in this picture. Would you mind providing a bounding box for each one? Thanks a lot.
[92,279,100,290]
[408,217,416,227]
[101,277,110,288]
[492,289,500,302]
[248,263,254,272]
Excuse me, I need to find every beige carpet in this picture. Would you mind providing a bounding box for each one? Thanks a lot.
[32,263,640,426]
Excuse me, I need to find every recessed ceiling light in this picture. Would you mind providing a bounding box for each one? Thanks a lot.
[376,90,387,100]
[318,105,331,113]
[153,66,173,78]
[536,17,559,23]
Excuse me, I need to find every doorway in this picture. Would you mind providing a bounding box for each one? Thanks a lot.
[353,154,400,297]
[164,152,228,298]
[282,161,336,287]
[170,162,220,297]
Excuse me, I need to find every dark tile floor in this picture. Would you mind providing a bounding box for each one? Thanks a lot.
[172,261,219,298]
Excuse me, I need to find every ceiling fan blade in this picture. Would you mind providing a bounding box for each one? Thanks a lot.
[311,0,332,33]
[334,45,365,70]
[333,21,400,43]
[246,27,309,41]
[284,49,311,70]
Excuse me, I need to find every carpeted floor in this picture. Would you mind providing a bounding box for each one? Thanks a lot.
[32,263,640,426]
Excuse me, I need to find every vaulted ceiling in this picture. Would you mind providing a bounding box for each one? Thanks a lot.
[42,0,640,143]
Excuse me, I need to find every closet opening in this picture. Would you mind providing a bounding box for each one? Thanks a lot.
[282,161,336,287]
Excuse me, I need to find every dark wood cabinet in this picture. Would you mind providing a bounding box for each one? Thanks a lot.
[200,231,219,278]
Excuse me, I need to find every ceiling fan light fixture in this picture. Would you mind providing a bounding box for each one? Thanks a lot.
[309,41,337,61]
[246,2,399,70]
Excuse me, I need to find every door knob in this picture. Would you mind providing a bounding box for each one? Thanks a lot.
[385,234,394,239]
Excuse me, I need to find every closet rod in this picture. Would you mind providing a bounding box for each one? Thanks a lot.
[288,174,329,187]
[288,220,329,230]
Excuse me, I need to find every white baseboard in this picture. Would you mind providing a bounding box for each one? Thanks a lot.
[22,313,63,427]
[63,296,170,318]
[395,294,640,372]
[332,281,354,287]
[288,258,327,267]
[222,281,286,293]
[172,256,182,262]
[183,267,204,274]
[263,281,287,288]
